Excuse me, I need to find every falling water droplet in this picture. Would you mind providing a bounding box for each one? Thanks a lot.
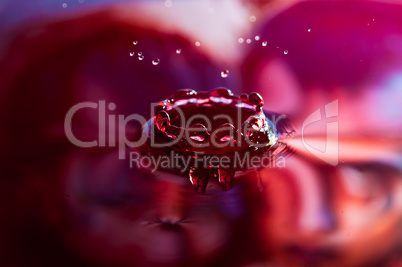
[218,168,234,191]
[129,52,135,57]
[176,49,181,54]
[262,41,267,47]
[133,40,138,45]
[249,15,256,22]
[284,50,289,55]
[138,55,144,61]
[152,58,160,65]
[238,38,244,44]
[246,39,252,44]
[189,168,209,194]
[195,41,201,47]
[255,35,260,41]
[221,70,229,78]
[308,28,311,32]
[62,3,67,8]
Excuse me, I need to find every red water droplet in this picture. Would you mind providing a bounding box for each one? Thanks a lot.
[189,168,209,194]
[173,89,197,100]
[210,88,233,97]
[217,168,234,191]
[240,93,248,101]
[249,92,264,106]
[155,110,170,132]
[187,123,208,144]
[242,115,270,145]
[139,89,279,193]
[213,123,235,145]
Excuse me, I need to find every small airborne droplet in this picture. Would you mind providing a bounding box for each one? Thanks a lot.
[62,3,67,8]
[152,59,160,65]
[221,70,229,78]
[195,41,201,47]
[262,41,267,47]
[284,50,289,55]
[176,49,181,54]
[138,55,144,61]
[246,39,251,44]
[308,28,311,32]
[238,38,244,44]
[133,40,138,45]
[129,52,135,57]
[249,15,256,22]
[138,52,143,56]
[255,35,260,41]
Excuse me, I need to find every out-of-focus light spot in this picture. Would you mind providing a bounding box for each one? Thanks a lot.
[165,0,173,8]
[378,73,402,119]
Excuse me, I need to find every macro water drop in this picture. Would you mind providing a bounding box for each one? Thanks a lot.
[221,70,229,78]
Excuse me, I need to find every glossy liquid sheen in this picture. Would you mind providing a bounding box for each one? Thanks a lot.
[139,88,281,193]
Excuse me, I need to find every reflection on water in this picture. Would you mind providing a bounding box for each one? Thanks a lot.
[0,1,401,266]
[64,150,241,266]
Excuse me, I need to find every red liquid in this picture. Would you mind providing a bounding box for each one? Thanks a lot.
[139,88,282,193]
